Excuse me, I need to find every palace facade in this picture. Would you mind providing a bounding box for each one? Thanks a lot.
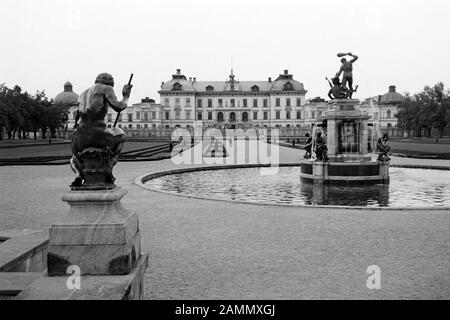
[156,69,308,129]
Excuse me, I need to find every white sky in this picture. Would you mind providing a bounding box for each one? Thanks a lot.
[1,0,450,103]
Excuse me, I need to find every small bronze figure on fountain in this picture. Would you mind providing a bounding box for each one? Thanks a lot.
[70,73,133,190]
[377,132,391,162]
[304,133,313,159]
[315,132,329,162]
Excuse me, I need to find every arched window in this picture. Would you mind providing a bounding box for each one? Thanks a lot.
[217,112,224,122]
[172,82,182,91]
[387,123,392,128]
[242,112,249,122]
[251,85,259,92]
[206,85,214,91]
[230,112,236,122]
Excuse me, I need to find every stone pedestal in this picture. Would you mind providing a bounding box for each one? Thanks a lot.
[47,187,141,276]
[312,162,326,183]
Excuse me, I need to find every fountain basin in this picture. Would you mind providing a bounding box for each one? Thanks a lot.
[299,159,390,185]
[137,164,450,209]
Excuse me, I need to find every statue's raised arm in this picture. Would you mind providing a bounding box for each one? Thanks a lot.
[348,52,358,63]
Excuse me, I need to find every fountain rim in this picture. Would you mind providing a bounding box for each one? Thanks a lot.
[135,163,450,211]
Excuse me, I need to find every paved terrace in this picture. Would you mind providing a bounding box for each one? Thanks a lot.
[0,142,449,299]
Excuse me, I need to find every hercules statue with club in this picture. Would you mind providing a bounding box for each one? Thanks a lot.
[70,73,133,190]
[327,52,359,99]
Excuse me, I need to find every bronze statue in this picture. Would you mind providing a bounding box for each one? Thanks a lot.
[70,73,133,190]
[377,132,391,162]
[315,132,329,162]
[304,133,313,159]
[326,77,347,100]
[327,52,359,99]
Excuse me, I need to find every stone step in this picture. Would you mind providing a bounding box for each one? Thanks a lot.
[0,272,41,296]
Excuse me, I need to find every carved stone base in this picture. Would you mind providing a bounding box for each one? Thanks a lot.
[47,187,141,276]
[71,147,118,191]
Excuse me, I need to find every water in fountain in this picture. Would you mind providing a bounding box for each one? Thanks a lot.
[367,99,382,161]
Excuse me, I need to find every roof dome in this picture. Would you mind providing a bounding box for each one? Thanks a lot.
[54,81,79,106]
[270,70,306,92]
[160,69,196,92]
[380,85,404,104]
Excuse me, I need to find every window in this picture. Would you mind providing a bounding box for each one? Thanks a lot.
[286,98,291,107]
[218,99,223,107]
[186,98,191,106]
[251,85,259,92]
[242,112,249,122]
[311,111,316,119]
[206,85,214,91]
[286,111,291,120]
[276,111,280,120]
[386,110,392,119]
[137,124,141,129]
[208,112,213,120]
[165,111,170,120]
[283,82,294,91]
[297,111,301,119]
[128,114,132,122]
[136,112,141,120]
[172,82,182,91]
[197,99,203,108]
[197,112,203,120]
[72,111,77,120]
[185,111,191,120]
[164,98,170,106]
[243,99,247,108]
[118,114,122,122]
[175,98,180,106]
[128,124,132,129]
[175,111,180,120]
[263,99,268,108]
[253,111,258,120]
[144,112,149,121]
[263,111,268,120]
[253,99,258,108]
[231,99,235,107]
[151,111,156,119]
[107,114,112,122]
[144,124,148,129]
[217,112,224,122]
[276,98,280,107]
[208,99,213,108]
[296,98,302,107]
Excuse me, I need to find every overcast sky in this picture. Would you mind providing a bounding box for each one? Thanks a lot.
[2,0,450,103]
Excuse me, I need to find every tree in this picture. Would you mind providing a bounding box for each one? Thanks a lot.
[0,85,69,140]
[396,82,450,137]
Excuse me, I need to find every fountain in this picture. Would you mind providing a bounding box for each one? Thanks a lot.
[300,53,390,185]
[137,52,448,209]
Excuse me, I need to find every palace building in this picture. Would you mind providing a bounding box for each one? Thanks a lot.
[155,69,308,129]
